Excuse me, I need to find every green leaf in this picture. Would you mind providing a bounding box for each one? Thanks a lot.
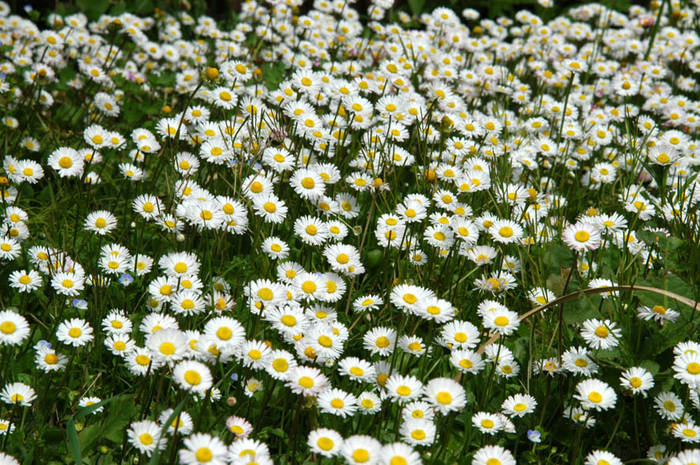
[407,0,426,15]
[148,398,188,465]
[66,418,82,465]
[639,360,660,375]
[78,424,103,452]
[102,395,137,443]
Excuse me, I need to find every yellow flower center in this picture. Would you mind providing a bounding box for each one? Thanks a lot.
[159,342,176,355]
[272,358,288,372]
[376,336,390,348]
[301,177,315,189]
[594,326,609,338]
[317,437,334,451]
[687,362,700,375]
[139,433,153,445]
[330,398,344,409]
[184,370,201,385]
[195,447,213,462]
[575,230,590,242]
[587,392,602,403]
[396,385,411,396]
[436,392,452,404]
[301,281,317,294]
[0,321,16,334]
[68,328,82,338]
[257,288,273,301]
[499,226,513,238]
[298,376,314,388]
[353,449,370,463]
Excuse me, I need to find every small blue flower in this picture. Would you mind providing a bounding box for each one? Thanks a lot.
[527,429,542,443]
[37,340,51,349]
[24,5,33,12]
[230,373,239,381]
[119,274,134,286]
[72,298,88,310]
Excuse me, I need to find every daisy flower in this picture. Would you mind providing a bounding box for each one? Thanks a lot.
[338,357,376,383]
[673,351,700,388]
[472,445,516,465]
[56,318,93,347]
[489,219,523,244]
[147,329,187,364]
[672,422,700,443]
[390,284,434,314]
[0,382,36,406]
[290,168,326,200]
[286,365,328,396]
[654,391,684,421]
[0,237,20,261]
[318,388,358,418]
[472,412,503,435]
[352,295,383,313]
[225,415,252,438]
[265,349,297,381]
[253,194,288,224]
[482,307,520,336]
[381,443,421,465]
[440,320,480,349]
[0,310,30,346]
[84,210,118,235]
[620,367,654,397]
[581,319,621,350]
[35,344,68,372]
[178,433,228,465]
[386,374,423,403]
[173,360,213,394]
[584,450,623,465]
[637,304,680,325]
[400,418,436,447]
[262,236,290,260]
[450,350,485,375]
[424,377,466,414]
[357,392,382,415]
[308,428,343,458]
[575,378,617,411]
[160,409,194,436]
[501,393,537,417]
[562,222,602,252]
[363,327,396,357]
[340,435,382,465]
[48,147,83,178]
[669,449,700,465]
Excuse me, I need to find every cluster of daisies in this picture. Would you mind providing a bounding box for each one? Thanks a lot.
[0,0,699,463]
